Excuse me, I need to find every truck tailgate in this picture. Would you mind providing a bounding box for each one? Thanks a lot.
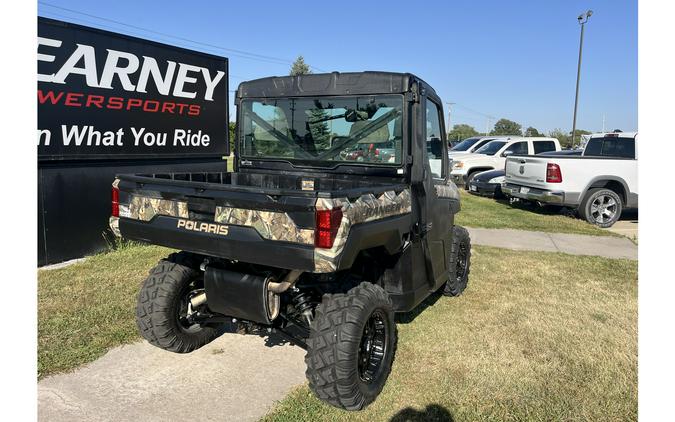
[504,155,550,189]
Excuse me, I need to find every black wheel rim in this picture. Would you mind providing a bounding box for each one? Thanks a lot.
[358,309,388,383]
[455,241,469,283]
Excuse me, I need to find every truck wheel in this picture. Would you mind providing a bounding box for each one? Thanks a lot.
[444,226,471,297]
[136,253,218,353]
[305,282,397,411]
[579,188,623,228]
[464,171,478,190]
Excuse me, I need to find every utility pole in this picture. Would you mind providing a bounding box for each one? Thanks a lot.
[602,114,606,133]
[445,102,455,133]
[572,10,593,146]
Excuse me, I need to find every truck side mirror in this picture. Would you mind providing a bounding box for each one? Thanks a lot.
[501,150,513,158]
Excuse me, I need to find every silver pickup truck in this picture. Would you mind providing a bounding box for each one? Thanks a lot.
[503,132,638,227]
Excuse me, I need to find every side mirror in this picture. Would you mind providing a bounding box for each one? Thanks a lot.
[501,150,514,158]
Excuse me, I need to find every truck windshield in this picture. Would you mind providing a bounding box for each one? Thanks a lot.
[450,137,480,151]
[240,95,403,166]
[475,141,506,156]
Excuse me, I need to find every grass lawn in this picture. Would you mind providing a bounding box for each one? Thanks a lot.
[456,190,618,237]
[37,244,172,378]
[262,246,637,422]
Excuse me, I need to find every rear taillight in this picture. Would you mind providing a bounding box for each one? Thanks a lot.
[315,208,343,248]
[112,184,120,217]
[546,163,562,183]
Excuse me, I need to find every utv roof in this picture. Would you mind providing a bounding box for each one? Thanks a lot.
[237,71,438,99]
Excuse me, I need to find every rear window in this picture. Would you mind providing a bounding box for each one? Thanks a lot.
[584,137,635,158]
[533,141,557,154]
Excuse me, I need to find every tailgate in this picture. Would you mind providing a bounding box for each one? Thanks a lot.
[115,175,318,271]
[504,156,551,189]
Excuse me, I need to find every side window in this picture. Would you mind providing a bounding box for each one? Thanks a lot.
[504,141,528,156]
[425,100,443,178]
[533,141,556,154]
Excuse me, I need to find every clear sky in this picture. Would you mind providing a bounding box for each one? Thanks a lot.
[38,0,637,134]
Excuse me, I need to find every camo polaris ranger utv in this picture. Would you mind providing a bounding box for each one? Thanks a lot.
[109,72,471,411]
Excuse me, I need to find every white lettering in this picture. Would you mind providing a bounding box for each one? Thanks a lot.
[98,49,140,91]
[172,64,200,99]
[52,44,99,86]
[38,129,51,146]
[38,39,225,101]
[201,69,225,101]
[61,125,88,146]
[37,37,62,82]
[174,129,209,146]
[131,127,166,146]
[136,57,177,96]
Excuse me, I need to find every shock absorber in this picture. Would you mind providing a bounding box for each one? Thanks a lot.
[289,287,314,326]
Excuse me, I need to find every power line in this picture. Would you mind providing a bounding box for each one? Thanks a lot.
[451,102,496,120]
[38,1,328,72]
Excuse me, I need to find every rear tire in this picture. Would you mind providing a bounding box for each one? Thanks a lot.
[136,252,218,353]
[579,188,622,228]
[444,226,472,297]
[305,282,397,411]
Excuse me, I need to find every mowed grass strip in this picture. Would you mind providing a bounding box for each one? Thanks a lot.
[456,190,618,237]
[262,246,637,422]
[38,244,172,378]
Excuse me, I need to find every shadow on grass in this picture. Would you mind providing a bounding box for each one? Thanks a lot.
[395,289,444,324]
[390,404,454,421]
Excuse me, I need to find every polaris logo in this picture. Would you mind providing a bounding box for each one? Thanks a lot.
[177,219,229,236]
[37,37,226,101]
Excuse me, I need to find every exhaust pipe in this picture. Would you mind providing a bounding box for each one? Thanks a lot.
[267,269,304,293]
[201,267,304,324]
[190,292,207,308]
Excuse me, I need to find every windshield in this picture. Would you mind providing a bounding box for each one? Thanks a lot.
[475,141,506,155]
[450,137,480,151]
[240,95,403,166]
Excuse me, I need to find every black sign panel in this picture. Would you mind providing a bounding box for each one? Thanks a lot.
[38,17,229,161]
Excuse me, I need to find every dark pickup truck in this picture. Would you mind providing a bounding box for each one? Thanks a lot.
[110,71,471,410]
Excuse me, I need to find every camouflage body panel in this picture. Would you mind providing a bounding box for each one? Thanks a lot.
[314,189,411,273]
[214,207,314,245]
[128,195,189,222]
[435,180,461,200]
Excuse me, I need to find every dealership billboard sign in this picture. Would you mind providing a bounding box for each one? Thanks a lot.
[37,17,229,160]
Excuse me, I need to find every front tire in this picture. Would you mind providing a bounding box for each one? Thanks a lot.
[444,226,472,296]
[305,282,397,411]
[136,253,218,353]
[579,188,622,228]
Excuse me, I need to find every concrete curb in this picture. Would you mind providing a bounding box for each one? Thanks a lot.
[466,227,637,260]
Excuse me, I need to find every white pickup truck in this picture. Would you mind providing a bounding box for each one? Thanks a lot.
[502,132,638,227]
[449,137,561,187]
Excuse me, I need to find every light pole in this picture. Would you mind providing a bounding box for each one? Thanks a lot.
[445,102,455,132]
[571,10,593,146]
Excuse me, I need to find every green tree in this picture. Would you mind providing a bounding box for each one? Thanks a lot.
[548,128,591,149]
[524,126,543,137]
[228,122,236,154]
[447,124,479,142]
[290,56,311,76]
[490,118,522,136]
[548,128,568,148]
[308,107,330,151]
